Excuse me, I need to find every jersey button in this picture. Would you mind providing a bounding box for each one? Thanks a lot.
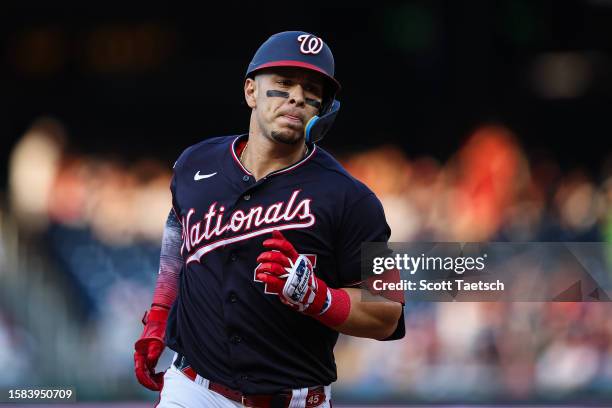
[229,293,238,303]
[243,194,251,201]
[241,375,249,381]
[230,335,242,344]
[242,175,250,182]
[230,253,237,262]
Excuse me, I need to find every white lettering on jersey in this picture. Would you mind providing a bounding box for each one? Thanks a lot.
[181,189,315,264]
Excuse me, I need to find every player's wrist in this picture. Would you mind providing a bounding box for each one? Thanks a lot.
[311,287,351,327]
[143,306,169,325]
[151,303,170,310]
[302,276,329,316]
[137,306,168,348]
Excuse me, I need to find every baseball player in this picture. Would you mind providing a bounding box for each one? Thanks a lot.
[134,31,405,408]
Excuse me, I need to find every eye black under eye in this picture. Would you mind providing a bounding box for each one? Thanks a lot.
[305,98,322,110]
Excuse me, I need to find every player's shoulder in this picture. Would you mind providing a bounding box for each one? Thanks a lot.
[311,145,375,199]
[173,134,239,170]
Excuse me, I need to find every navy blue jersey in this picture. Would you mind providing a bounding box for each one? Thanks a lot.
[165,134,403,394]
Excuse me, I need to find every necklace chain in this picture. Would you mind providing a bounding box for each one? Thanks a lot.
[239,141,309,165]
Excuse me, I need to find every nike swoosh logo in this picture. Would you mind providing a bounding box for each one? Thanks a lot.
[194,171,217,181]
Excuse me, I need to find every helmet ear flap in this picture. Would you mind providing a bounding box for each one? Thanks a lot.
[305,100,341,144]
[314,77,337,117]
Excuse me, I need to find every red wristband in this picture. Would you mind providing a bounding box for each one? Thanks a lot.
[313,288,351,327]
[143,306,169,324]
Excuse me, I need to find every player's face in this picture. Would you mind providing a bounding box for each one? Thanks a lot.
[246,68,325,145]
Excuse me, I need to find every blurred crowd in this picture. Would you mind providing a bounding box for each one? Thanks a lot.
[336,125,612,402]
[1,117,612,402]
[343,125,611,244]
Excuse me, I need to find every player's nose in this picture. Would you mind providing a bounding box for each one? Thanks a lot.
[287,84,306,107]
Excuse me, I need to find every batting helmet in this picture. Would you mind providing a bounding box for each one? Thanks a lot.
[246,31,341,143]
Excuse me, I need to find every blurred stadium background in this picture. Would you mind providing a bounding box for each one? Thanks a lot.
[2,3,612,406]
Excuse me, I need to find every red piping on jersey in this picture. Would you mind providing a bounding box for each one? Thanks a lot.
[230,135,317,177]
[231,136,252,175]
[272,144,317,175]
[236,139,248,159]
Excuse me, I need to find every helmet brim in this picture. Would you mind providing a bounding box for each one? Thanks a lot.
[248,60,341,95]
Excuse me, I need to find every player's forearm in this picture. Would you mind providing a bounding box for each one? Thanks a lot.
[330,288,402,340]
[151,210,183,309]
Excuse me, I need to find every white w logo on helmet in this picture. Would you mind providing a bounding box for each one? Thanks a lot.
[297,34,324,55]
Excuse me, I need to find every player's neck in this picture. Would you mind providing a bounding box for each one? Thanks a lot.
[241,132,307,181]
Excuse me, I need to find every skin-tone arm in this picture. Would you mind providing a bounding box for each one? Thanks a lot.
[332,288,402,340]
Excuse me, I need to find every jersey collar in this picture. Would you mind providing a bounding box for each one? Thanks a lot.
[230,134,317,178]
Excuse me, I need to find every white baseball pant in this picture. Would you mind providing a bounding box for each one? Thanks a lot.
[155,355,332,408]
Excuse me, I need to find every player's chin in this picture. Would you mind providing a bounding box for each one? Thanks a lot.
[270,128,304,145]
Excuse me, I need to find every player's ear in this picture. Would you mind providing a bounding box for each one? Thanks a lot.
[244,78,257,109]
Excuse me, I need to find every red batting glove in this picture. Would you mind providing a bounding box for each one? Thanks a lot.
[134,306,168,391]
[256,230,329,315]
